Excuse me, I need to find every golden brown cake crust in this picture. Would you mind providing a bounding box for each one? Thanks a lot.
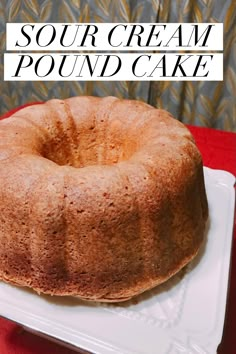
[0,96,208,302]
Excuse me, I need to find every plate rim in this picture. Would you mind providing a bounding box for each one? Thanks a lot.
[0,166,235,354]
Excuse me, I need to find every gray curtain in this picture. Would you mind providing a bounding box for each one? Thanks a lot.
[0,0,235,131]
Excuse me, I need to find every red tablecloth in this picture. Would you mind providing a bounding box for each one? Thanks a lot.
[0,104,235,354]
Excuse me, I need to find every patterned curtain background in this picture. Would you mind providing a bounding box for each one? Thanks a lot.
[0,0,235,131]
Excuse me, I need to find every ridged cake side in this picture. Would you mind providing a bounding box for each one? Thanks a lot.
[0,97,208,301]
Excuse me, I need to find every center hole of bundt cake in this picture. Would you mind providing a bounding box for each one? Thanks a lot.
[41,131,137,168]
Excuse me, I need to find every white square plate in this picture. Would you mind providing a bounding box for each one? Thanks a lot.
[0,167,235,354]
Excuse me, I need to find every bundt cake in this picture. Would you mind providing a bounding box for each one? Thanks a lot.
[0,96,208,302]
